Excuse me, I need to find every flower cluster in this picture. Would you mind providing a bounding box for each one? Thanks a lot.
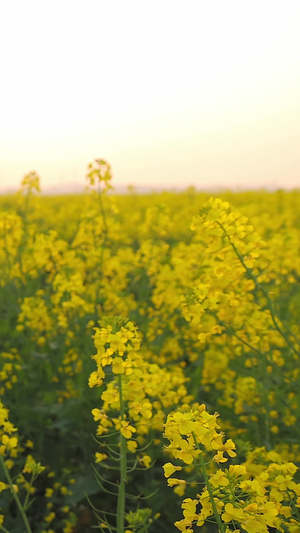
[163,404,300,532]
[89,317,190,450]
[164,404,236,466]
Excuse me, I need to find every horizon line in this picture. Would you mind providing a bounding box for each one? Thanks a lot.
[1,182,299,196]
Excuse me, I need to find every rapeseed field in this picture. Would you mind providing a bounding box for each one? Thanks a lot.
[0,160,300,532]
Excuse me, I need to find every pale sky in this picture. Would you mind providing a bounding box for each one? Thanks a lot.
[1,0,300,192]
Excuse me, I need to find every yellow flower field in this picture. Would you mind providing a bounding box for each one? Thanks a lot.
[0,161,300,532]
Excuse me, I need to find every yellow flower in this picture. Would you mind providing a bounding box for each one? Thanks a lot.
[91,408,105,421]
[139,455,151,468]
[222,502,245,522]
[210,470,229,488]
[167,478,186,488]
[88,370,104,388]
[213,450,228,463]
[220,438,236,458]
[174,518,193,531]
[229,464,247,477]
[163,462,183,478]
[45,512,56,523]
[0,482,8,492]
[95,452,108,463]
[127,440,138,452]
[181,498,198,521]
[112,357,126,374]
[2,434,18,450]
[174,484,186,497]
[120,421,136,439]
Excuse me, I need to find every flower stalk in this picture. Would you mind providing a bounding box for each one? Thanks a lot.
[0,455,32,533]
[192,433,225,533]
[117,374,127,533]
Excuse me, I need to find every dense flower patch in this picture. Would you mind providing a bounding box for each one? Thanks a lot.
[0,162,299,531]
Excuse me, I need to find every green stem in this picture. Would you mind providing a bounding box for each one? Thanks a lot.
[0,456,32,533]
[117,374,127,533]
[213,313,294,383]
[23,191,30,238]
[210,312,272,449]
[94,181,109,322]
[23,472,35,510]
[218,222,300,357]
[96,181,109,237]
[191,433,225,533]
[260,353,271,450]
